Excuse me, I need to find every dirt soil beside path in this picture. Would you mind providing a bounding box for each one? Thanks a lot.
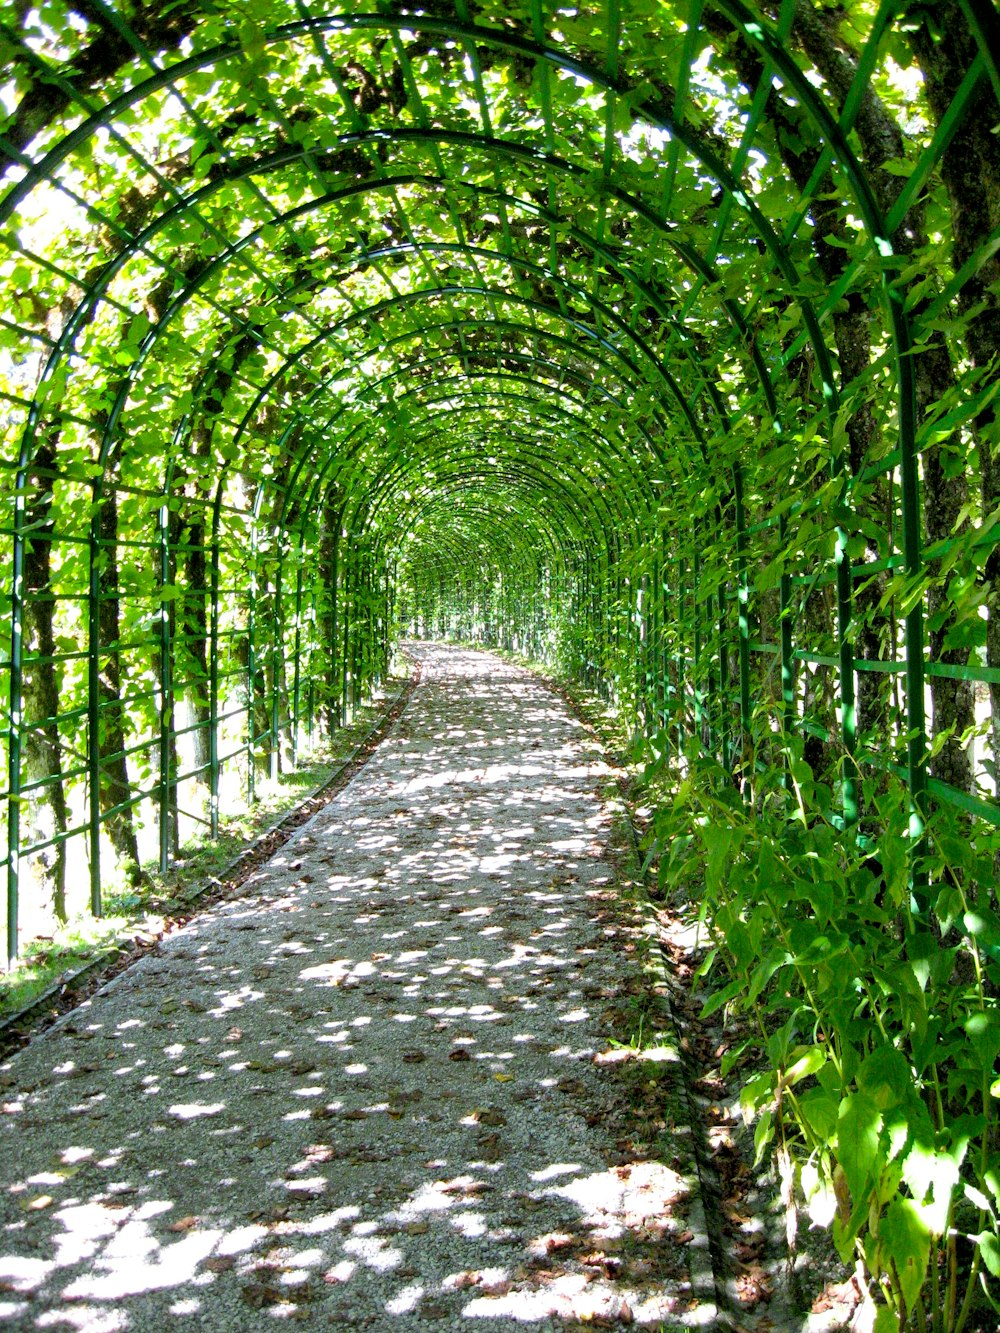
[0,644,717,1331]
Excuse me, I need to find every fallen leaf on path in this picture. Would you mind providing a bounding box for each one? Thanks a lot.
[287,1061,316,1076]
[470,1107,507,1127]
[168,1215,199,1232]
[735,1263,773,1307]
[418,1300,450,1318]
[242,1282,285,1308]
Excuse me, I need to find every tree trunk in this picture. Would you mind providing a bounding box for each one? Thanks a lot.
[320,497,342,736]
[906,4,1000,785]
[178,518,211,783]
[21,438,68,922]
[95,489,143,881]
[918,343,975,792]
[723,0,978,792]
[704,13,895,764]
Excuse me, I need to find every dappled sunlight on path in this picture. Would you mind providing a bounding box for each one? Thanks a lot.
[0,645,710,1330]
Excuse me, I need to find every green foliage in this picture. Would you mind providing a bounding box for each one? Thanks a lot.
[650,744,999,1329]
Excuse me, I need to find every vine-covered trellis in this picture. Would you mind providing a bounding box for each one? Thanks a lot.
[1,2,999,1324]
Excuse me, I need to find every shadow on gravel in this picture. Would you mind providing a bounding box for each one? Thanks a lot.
[0,648,708,1330]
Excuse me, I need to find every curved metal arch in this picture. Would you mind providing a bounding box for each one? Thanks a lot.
[0,6,863,389]
[285,441,626,596]
[92,273,697,514]
[394,530,548,598]
[219,274,701,546]
[286,425,645,580]
[271,351,659,559]
[335,127,786,421]
[357,410,653,546]
[307,347,662,464]
[339,434,628,564]
[398,490,568,562]
[274,410,608,610]
[391,522,564,634]
[386,482,580,577]
[347,446,632,564]
[258,318,673,527]
[302,381,657,526]
[395,484,574,560]
[7,11,848,490]
[220,231,718,454]
[10,125,785,615]
[366,375,658,497]
[12,140,777,535]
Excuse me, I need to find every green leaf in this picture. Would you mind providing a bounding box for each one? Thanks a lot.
[873,1306,899,1333]
[902,1140,959,1236]
[964,1184,993,1214]
[880,157,916,177]
[976,1229,1000,1278]
[858,1045,912,1110]
[779,1044,826,1089]
[837,1091,881,1203]
[700,975,746,1018]
[880,1198,930,1313]
[753,1108,774,1166]
[799,1087,839,1140]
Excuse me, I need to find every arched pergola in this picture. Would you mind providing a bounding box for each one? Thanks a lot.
[0,3,996,948]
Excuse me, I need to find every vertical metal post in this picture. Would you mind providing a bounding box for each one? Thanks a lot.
[890,288,928,905]
[733,466,752,766]
[693,549,704,747]
[341,540,352,724]
[270,561,282,783]
[718,585,731,775]
[778,512,795,735]
[209,504,221,840]
[246,526,258,806]
[6,480,25,966]
[292,563,303,768]
[87,479,103,918]
[676,555,686,753]
[651,548,664,726]
[834,511,858,825]
[158,500,172,876]
[330,533,341,729]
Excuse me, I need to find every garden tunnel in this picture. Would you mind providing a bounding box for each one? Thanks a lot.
[1,0,999,978]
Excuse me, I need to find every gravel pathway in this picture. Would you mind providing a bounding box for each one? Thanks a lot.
[0,644,714,1331]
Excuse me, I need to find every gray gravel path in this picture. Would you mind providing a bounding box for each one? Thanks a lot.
[0,644,712,1331]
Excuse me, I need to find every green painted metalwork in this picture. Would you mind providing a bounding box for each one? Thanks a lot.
[0,0,995,967]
